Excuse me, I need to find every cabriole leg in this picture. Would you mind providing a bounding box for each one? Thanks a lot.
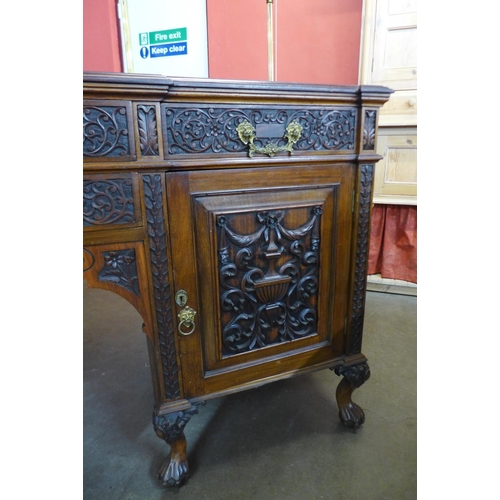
[152,404,202,487]
[334,362,371,428]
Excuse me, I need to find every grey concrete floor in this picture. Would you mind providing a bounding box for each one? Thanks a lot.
[83,281,416,500]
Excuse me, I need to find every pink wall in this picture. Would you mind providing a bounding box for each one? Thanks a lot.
[83,0,362,83]
[276,0,363,85]
[206,0,268,81]
[83,0,122,72]
[206,0,362,84]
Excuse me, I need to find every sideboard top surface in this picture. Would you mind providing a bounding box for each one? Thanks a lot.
[83,71,392,103]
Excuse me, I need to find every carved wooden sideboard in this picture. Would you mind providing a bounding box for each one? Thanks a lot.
[83,72,392,487]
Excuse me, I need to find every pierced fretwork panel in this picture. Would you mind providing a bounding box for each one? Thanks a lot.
[216,206,323,355]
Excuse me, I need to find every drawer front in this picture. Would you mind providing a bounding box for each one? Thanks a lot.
[162,104,358,158]
[83,173,143,230]
[83,100,136,161]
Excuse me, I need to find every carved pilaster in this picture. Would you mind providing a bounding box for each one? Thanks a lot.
[144,174,181,400]
[349,164,374,355]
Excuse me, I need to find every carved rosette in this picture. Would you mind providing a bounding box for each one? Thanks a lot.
[349,165,374,355]
[217,206,323,355]
[83,178,135,226]
[163,106,356,155]
[138,105,159,156]
[363,110,377,150]
[98,249,140,295]
[144,175,181,400]
[83,105,131,157]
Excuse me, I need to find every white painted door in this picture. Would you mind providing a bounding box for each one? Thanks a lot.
[359,0,417,205]
[371,0,417,91]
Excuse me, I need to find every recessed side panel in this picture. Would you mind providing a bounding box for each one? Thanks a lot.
[194,187,338,375]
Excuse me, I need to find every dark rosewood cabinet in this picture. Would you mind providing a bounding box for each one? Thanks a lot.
[83,72,392,487]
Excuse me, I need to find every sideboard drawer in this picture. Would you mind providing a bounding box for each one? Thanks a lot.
[83,173,143,231]
[162,103,358,159]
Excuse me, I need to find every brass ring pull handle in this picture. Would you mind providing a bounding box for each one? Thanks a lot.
[236,120,303,158]
[177,306,197,336]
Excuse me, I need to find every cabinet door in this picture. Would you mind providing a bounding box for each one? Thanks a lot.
[166,164,354,398]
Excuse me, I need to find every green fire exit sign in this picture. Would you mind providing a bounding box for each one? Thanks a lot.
[139,28,187,46]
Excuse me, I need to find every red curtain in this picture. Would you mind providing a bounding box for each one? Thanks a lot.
[368,205,417,283]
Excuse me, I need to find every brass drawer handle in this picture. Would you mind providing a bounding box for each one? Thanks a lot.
[178,306,197,336]
[236,120,303,158]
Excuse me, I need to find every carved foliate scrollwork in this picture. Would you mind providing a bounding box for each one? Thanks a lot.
[138,105,159,156]
[349,165,374,354]
[97,249,140,295]
[153,403,205,443]
[83,105,131,157]
[83,178,135,226]
[144,174,181,400]
[163,106,356,155]
[363,110,377,150]
[334,361,371,388]
[216,206,323,355]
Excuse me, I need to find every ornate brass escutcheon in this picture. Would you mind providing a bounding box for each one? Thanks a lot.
[177,306,197,336]
[236,120,303,158]
[175,289,189,307]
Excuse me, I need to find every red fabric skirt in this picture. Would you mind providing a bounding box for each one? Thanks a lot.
[368,205,417,283]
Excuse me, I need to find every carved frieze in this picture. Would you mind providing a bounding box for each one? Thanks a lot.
[83,102,134,158]
[83,178,135,226]
[216,206,323,355]
[144,174,181,400]
[163,105,357,156]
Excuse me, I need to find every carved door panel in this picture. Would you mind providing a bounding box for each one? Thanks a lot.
[166,164,355,398]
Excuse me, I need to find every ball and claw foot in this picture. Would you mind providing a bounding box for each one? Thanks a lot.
[153,404,203,488]
[338,400,366,428]
[157,439,190,487]
[334,361,370,429]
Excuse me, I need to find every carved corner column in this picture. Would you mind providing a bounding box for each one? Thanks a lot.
[334,161,375,428]
[348,163,375,356]
[142,173,206,488]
